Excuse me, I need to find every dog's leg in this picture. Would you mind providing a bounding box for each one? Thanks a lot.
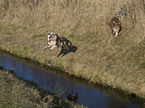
[43,45,50,50]
[65,44,69,49]
[114,32,118,37]
[112,31,115,37]
[50,46,56,50]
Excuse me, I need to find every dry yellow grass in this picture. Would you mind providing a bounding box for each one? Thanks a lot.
[0,0,145,98]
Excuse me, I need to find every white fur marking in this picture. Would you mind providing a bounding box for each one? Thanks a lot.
[115,32,118,37]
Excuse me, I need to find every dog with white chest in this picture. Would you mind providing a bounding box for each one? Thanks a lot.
[44,32,59,50]
[109,17,122,37]
[43,32,73,50]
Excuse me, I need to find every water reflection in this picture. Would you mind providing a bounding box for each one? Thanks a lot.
[0,53,144,108]
[67,91,78,103]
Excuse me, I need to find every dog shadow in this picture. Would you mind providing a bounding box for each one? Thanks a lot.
[57,45,77,57]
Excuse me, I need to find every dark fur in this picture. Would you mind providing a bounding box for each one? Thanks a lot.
[56,37,77,57]
[56,37,73,49]
[44,32,77,57]
[109,17,122,37]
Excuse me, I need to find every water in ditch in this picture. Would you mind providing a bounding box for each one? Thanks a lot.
[0,52,144,108]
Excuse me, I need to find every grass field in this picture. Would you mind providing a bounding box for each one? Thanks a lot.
[0,68,84,108]
[0,0,144,99]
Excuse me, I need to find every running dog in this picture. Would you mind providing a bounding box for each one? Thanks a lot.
[43,32,73,50]
[109,17,122,37]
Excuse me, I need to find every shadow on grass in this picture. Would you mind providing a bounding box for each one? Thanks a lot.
[57,45,77,57]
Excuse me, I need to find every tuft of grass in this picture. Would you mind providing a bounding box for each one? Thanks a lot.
[0,0,145,99]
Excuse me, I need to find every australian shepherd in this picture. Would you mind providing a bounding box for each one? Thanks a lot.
[44,32,73,50]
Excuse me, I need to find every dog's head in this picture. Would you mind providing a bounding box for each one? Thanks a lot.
[47,32,59,46]
[48,32,58,42]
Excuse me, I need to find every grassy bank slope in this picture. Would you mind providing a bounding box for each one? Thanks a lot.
[0,0,145,98]
[0,68,84,108]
